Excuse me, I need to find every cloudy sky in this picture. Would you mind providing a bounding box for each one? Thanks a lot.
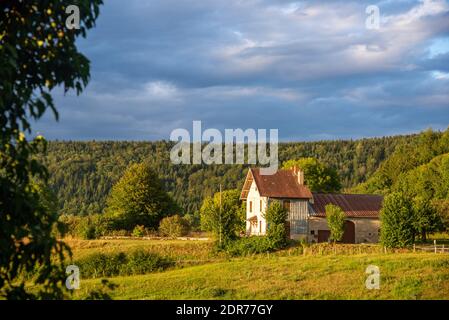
[36,0,449,141]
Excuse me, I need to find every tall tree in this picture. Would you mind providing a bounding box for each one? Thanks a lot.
[200,189,244,248]
[282,157,341,192]
[380,192,415,248]
[105,162,178,230]
[412,196,441,241]
[0,1,102,298]
[264,201,288,249]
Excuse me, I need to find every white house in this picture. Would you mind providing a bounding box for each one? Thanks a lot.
[240,167,383,243]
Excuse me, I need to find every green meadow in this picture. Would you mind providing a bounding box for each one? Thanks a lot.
[65,239,449,300]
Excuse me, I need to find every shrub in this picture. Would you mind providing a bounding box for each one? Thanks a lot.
[76,250,174,278]
[224,237,273,256]
[132,225,146,237]
[59,214,114,239]
[79,221,97,240]
[159,215,189,238]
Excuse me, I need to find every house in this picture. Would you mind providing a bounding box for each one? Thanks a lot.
[240,167,383,243]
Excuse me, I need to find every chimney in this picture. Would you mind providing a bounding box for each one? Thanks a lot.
[291,166,304,185]
[297,169,304,185]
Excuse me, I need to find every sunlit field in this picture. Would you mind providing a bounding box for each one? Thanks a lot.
[64,239,449,300]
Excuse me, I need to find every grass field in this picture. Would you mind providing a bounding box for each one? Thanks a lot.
[65,239,449,300]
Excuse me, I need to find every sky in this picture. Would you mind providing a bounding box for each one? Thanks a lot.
[35,0,449,141]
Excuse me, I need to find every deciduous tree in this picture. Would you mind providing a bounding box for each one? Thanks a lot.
[0,0,102,299]
[326,204,345,243]
[105,162,178,230]
[283,158,341,192]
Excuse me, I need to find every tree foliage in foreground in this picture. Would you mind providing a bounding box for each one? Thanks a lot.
[105,162,179,230]
[325,204,346,243]
[0,0,102,298]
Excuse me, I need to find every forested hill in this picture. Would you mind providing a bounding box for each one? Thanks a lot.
[352,128,449,197]
[41,134,418,216]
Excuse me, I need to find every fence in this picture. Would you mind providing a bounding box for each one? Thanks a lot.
[413,240,449,253]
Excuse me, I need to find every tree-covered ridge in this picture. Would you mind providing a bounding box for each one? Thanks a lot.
[352,128,449,195]
[41,133,415,216]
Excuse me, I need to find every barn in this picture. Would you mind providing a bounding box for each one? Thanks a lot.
[240,167,383,243]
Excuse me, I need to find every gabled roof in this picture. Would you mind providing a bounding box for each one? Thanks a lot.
[310,193,383,218]
[240,168,313,200]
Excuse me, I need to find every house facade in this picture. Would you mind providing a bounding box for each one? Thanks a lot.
[240,167,383,243]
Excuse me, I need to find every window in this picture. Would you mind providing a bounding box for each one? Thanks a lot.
[249,201,252,213]
[260,200,262,211]
[283,200,290,211]
[311,230,315,235]
[259,221,263,233]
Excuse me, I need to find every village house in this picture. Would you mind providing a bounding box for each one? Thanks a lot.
[240,167,383,243]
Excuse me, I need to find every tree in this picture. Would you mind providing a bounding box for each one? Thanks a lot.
[432,199,449,232]
[264,201,288,249]
[0,1,102,299]
[200,189,244,248]
[282,158,341,192]
[413,197,442,241]
[326,204,346,243]
[105,162,178,230]
[380,192,415,248]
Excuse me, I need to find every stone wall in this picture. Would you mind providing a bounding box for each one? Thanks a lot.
[307,217,380,243]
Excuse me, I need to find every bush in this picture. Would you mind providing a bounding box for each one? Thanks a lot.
[76,250,174,278]
[224,237,273,256]
[59,214,114,239]
[159,215,189,238]
[132,225,146,237]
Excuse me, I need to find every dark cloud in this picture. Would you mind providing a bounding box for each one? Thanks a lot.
[34,0,449,141]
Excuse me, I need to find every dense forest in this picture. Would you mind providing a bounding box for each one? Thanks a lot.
[353,128,449,198]
[40,133,419,216]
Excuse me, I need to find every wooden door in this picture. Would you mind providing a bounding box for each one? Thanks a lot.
[317,230,330,243]
[342,220,356,243]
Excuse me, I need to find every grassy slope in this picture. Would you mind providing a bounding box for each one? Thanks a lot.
[65,239,219,267]
[72,252,449,300]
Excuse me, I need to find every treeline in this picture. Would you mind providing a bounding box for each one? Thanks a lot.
[41,134,416,216]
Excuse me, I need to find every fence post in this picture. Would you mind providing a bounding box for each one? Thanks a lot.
[434,240,437,254]
[413,243,416,253]
[443,244,445,254]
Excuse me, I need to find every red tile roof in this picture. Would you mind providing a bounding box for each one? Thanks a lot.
[310,193,383,218]
[241,168,313,199]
